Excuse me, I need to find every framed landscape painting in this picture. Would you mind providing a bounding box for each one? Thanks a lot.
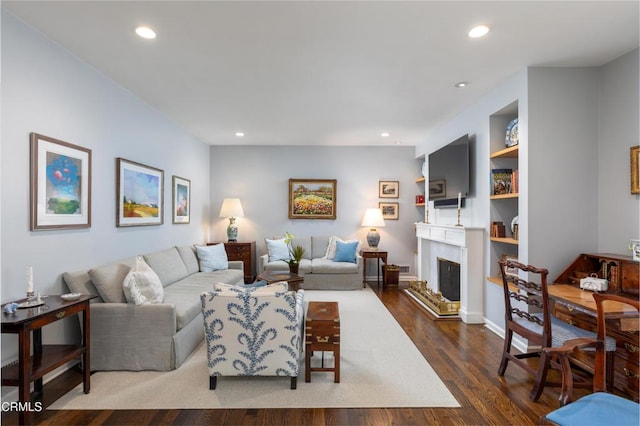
[30,133,92,230]
[116,158,164,227]
[172,175,190,224]
[379,181,399,198]
[289,179,336,219]
[379,202,399,220]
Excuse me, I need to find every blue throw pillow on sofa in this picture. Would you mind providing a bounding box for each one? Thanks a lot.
[333,240,358,263]
[196,244,229,272]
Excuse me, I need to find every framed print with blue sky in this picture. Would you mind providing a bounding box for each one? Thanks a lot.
[116,158,164,227]
[30,133,91,230]
[172,175,190,224]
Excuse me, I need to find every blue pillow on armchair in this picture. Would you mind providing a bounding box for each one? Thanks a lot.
[333,240,358,263]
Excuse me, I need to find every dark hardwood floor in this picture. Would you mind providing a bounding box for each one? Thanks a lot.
[3,283,576,426]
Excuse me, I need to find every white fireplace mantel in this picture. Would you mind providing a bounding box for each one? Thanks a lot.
[415,223,484,324]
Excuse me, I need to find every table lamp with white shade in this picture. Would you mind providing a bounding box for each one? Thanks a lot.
[361,208,385,249]
[219,198,244,242]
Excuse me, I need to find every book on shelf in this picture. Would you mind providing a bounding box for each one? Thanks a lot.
[511,169,519,194]
[491,168,512,195]
[491,221,506,238]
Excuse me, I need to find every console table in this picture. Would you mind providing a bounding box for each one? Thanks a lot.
[1,294,95,425]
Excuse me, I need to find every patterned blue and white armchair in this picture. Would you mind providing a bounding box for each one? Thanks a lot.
[200,282,305,390]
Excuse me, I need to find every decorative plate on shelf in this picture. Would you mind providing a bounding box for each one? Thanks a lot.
[421,160,426,177]
[505,118,519,147]
[61,292,82,301]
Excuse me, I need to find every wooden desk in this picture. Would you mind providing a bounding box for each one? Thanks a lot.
[548,285,639,400]
[1,295,95,425]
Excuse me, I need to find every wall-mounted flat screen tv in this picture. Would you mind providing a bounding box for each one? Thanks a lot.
[428,134,470,208]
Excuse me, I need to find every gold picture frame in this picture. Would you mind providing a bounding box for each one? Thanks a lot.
[288,179,336,219]
[631,146,639,195]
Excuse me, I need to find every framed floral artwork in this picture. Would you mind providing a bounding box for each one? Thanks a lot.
[289,179,336,219]
[30,133,92,230]
[379,180,399,198]
[379,202,399,220]
[172,175,190,224]
[116,158,164,227]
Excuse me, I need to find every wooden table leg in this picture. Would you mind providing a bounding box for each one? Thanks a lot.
[305,344,311,382]
[18,328,32,426]
[82,304,91,393]
[334,345,340,383]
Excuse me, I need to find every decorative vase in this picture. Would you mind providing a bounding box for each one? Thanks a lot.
[289,262,299,274]
[226,217,238,242]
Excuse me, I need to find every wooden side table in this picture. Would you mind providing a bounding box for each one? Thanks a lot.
[305,301,340,383]
[1,294,95,425]
[209,241,256,283]
[361,249,388,288]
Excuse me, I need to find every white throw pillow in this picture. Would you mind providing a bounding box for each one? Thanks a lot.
[196,244,229,272]
[265,238,291,262]
[325,236,362,260]
[122,256,164,305]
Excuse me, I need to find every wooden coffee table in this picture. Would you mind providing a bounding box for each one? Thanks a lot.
[257,271,304,291]
[305,301,340,383]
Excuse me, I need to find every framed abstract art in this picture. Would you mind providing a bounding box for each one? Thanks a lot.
[116,158,164,227]
[30,133,92,230]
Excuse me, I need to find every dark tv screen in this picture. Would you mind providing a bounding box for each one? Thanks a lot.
[428,134,470,203]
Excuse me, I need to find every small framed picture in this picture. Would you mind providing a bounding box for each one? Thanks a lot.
[500,254,520,277]
[116,158,164,227]
[631,145,639,195]
[379,181,399,198]
[30,133,92,230]
[429,180,446,198]
[172,175,190,224]
[379,202,399,220]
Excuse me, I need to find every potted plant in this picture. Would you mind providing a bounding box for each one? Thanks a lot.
[284,232,305,274]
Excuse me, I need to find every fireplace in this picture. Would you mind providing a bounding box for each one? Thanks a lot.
[411,223,484,324]
[438,258,460,302]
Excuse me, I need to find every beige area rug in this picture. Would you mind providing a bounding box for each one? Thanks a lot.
[50,288,459,409]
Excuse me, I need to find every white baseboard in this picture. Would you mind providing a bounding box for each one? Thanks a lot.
[484,318,529,353]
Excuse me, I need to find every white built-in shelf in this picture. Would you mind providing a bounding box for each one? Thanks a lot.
[490,237,519,245]
[490,193,519,200]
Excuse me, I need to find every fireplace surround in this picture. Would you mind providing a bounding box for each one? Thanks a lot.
[413,223,484,324]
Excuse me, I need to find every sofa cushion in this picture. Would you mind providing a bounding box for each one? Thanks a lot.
[123,256,165,305]
[88,258,136,303]
[291,237,312,260]
[334,240,358,263]
[176,245,200,275]
[265,238,290,262]
[324,236,362,260]
[196,244,229,272]
[63,270,103,303]
[311,258,359,274]
[144,247,190,287]
[162,274,215,330]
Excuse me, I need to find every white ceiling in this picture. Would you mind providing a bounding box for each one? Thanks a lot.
[3,1,639,146]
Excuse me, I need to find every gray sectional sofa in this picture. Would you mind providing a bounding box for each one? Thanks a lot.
[63,245,244,371]
[259,236,363,290]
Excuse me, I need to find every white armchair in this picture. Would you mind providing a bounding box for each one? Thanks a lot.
[200,283,304,389]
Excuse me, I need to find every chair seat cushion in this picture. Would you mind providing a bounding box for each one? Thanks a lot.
[546,392,640,425]
[514,313,616,351]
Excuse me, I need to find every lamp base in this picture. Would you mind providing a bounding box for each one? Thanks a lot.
[227,217,238,243]
[367,229,380,249]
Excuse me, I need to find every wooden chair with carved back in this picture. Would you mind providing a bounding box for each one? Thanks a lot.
[540,293,639,425]
[497,259,616,401]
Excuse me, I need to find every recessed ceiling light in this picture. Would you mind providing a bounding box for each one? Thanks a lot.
[454,81,468,88]
[135,26,156,39]
[468,25,490,38]
[380,132,390,137]
[235,132,245,137]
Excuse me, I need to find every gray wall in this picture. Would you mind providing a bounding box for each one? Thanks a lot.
[598,49,640,251]
[1,12,210,363]
[209,145,422,276]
